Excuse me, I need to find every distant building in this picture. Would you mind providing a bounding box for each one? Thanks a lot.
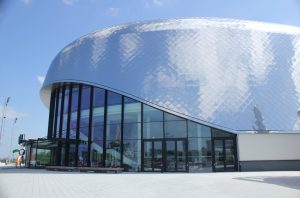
[25,18,300,172]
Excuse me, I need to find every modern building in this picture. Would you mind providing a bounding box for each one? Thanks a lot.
[26,18,300,172]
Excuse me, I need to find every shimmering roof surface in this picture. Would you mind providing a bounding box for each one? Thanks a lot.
[41,18,300,131]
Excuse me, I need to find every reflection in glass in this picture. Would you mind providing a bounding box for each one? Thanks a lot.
[164,113,184,121]
[107,91,122,124]
[70,85,79,139]
[177,140,187,171]
[213,139,224,171]
[225,139,235,169]
[69,144,76,166]
[188,121,211,138]
[153,141,163,171]
[143,122,163,139]
[123,139,141,171]
[212,128,235,138]
[78,143,88,167]
[123,123,141,140]
[56,88,62,138]
[124,97,141,123]
[79,86,91,140]
[143,105,163,122]
[165,120,187,138]
[106,124,122,141]
[188,138,212,172]
[166,141,175,171]
[51,89,57,139]
[106,139,121,167]
[91,141,103,167]
[62,86,70,138]
[143,141,152,171]
[92,88,105,143]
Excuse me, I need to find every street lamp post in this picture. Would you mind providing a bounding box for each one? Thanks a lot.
[0,97,10,144]
[9,117,18,163]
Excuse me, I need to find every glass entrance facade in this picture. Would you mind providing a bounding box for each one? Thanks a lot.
[47,83,238,172]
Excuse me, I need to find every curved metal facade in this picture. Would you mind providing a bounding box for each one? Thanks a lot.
[41,18,300,131]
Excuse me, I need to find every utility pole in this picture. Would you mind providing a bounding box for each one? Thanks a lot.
[0,97,10,144]
[9,117,18,163]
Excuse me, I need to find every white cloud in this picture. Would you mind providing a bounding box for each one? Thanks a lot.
[62,0,78,6]
[21,0,32,5]
[0,106,28,120]
[37,75,45,85]
[105,7,119,17]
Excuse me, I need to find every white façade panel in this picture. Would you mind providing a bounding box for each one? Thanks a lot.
[40,18,300,131]
[238,133,300,161]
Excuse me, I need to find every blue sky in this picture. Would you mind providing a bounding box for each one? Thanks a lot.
[0,0,300,158]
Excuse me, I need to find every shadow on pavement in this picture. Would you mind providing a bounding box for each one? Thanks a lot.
[234,176,300,191]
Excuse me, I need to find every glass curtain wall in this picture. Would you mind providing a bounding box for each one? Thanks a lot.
[105,91,122,167]
[47,83,237,172]
[123,97,141,171]
[91,87,105,167]
[78,85,91,167]
[188,121,212,172]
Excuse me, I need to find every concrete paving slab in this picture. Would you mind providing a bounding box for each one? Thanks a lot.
[0,167,299,198]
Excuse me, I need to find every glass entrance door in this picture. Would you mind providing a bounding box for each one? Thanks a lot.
[143,140,163,172]
[142,139,187,172]
[165,139,187,172]
[212,138,237,172]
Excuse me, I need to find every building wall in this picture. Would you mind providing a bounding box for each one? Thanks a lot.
[238,133,300,171]
[41,18,300,131]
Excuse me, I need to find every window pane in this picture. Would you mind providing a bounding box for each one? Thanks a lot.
[106,124,122,140]
[92,125,104,141]
[93,87,105,107]
[92,88,105,127]
[56,88,63,138]
[123,139,141,171]
[79,86,91,140]
[78,143,89,167]
[143,122,163,139]
[69,143,76,166]
[124,97,141,123]
[91,141,103,167]
[62,86,70,138]
[107,91,122,124]
[51,89,57,138]
[70,85,79,139]
[79,127,89,141]
[188,138,212,172]
[212,129,235,138]
[165,120,187,138]
[164,113,184,121]
[80,86,91,129]
[106,139,121,167]
[123,123,141,140]
[143,105,163,122]
[188,121,211,138]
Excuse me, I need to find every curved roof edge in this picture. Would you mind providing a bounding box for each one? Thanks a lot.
[40,79,237,133]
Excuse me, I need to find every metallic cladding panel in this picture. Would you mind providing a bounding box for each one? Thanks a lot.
[41,18,300,131]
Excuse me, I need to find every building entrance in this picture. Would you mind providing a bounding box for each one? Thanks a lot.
[142,138,188,172]
[212,138,237,172]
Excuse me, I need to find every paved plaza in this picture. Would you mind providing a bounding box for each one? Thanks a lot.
[0,166,299,198]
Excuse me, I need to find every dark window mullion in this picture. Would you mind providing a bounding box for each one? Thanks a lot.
[47,89,56,139]
[141,103,144,172]
[88,86,94,167]
[53,87,60,139]
[75,84,82,167]
[65,85,73,166]
[59,86,65,139]
[120,96,124,167]
[103,90,107,167]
